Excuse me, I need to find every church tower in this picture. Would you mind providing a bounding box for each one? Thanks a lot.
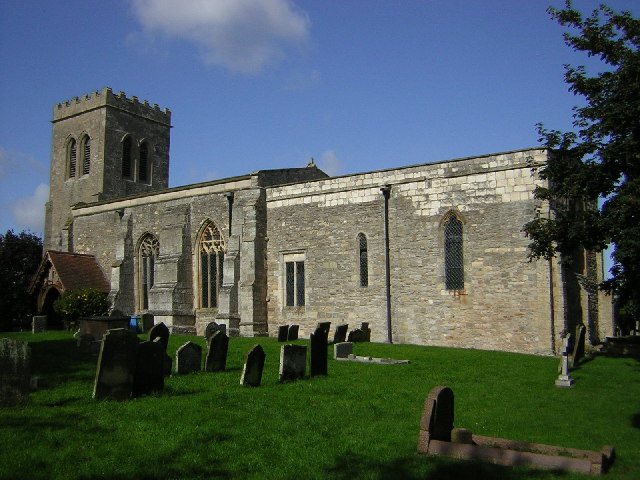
[44,88,171,251]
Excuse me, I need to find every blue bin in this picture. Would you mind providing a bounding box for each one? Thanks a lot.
[130,315,141,333]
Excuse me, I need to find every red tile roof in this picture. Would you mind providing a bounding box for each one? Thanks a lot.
[31,251,110,293]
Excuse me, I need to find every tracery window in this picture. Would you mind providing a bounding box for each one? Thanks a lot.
[284,253,305,307]
[199,223,225,309]
[68,138,77,178]
[122,136,132,179]
[138,141,149,183]
[444,214,464,290]
[138,234,159,310]
[358,233,368,287]
[81,135,91,175]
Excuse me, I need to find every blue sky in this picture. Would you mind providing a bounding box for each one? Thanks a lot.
[0,0,636,239]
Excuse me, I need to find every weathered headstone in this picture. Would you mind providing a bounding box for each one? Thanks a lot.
[310,326,328,377]
[361,322,372,341]
[287,324,299,341]
[31,316,47,334]
[419,386,454,445]
[347,328,369,343]
[333,324,348,343]
[279,344,307,382]
[175,341,202,374]
[277,325,289,342]
[140,313,154,333]
[133,340,165,396]
[317,322,331,337]
[149,322,170,351]
[154,337,172,376]
[571,324,586,367]
[556,335,574,388]
[0,338,31,406]
[205,322,226,344]
[93,328,139,401]
[240,344,266,387]
[334,341,353,359]
[205,330,229,372]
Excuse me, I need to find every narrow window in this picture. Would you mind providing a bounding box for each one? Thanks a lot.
[199,223,225,308]
[358,233,368,287]
[444,215,464,290]
[122,137,132,179]
[138,142,149,183]
[82,136,91,175]
[138,234,159,310]
[284,254,305,306]
[68,138,77,178]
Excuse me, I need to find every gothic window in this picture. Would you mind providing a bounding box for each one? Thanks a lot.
[138,141,149,183]
[444,214,464,290]
[138,234,159,311]
[284,253,305,306]
[358,233,368,287]
[81,135,91,175]
[199,223,225,309]
[68,138,77,178]
[122,136,132,179]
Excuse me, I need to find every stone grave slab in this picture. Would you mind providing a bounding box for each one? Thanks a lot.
[0,338,31,406]
[175,341,202,374]
[205,330,229,372]
[240,344,266,387]
[277,325,289,342]
[279,344,307,382]
[316,321,331,337]
[133,340,165,397]
[333,324,348,343]
[93,328,139,401]
[334,342,353,359]
[310,326,328,377]
[149,322,170,351]
[287,324,299,341]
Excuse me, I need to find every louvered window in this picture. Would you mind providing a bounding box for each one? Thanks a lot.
[138,142,149,183]
[82,136,91,175]
[358,233,368,287]
[139,234,159,310]
[122,137,132,179]
[200,223,225,308]
[69,139,77,178]
[444,215,464,290]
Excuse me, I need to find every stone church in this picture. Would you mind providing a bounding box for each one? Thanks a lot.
[32,87,613,355]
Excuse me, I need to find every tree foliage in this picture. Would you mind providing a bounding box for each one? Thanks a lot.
[0,230,43,330]
[53,288,110,330]
[523,1,640,319]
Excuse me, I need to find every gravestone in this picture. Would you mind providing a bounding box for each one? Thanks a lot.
[205,330,229,372]
[149,322,170,351]
[287,324,299,341]
[347,328,369,343]
[277,325,289,342]
[133,340,165,396]
[240,344,266,387]
[279,344,307,382]
[93,328,139,401]
[0,338,31,406]
[310,326,328,377]
[556,336,574,388]
[361,322,372,341]
[154,337,172,376]
[175,342,202,374]
[317,322,331,337]
[420,386,454,443]
[334,341,353,359]
[140,313,154,333]
[571,324,586,367]
[333,324,348,343]
[205,322,226,344]
[32,316,47,334]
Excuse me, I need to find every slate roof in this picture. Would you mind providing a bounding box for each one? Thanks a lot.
[30,250,110,293]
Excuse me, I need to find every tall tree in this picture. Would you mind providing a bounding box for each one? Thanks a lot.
[0,230,43,331]
[524,1,640,327]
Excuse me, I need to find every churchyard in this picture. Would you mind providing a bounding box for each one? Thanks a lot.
[1,329,639,479]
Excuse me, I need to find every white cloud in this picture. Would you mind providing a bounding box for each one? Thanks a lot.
[130,0,310,74]
[317,150,345,176]
[11,183,49,235]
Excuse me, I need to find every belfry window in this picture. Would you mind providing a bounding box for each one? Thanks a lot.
[444,214,464,290]
[68,138,77,178]
[122,136,132,179]
[138,142,149,183]
[358,233,368,287]
[199,223,225,309]
[138,234,159,311]
[81,136,91,175]
[284,253,305,307]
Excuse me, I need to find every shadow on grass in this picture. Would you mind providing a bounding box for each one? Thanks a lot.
[631,413,640,429]
[30,338,97,381]
[0,411,109,437]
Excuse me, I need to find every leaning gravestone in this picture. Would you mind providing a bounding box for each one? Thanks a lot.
[571,324,586,367]
[287,324,299,341]
[420,386,455,443]
[32,316,47,334]
[333,324,348,344]
[317,322,331,337]
[149,322,170,352]
[0,338,31,406]
[205,322,226,344]
[133,340,165,397]
[279,344,307,382]
[277,325,289,342]
[175,341,202,374]
[240,344,266,387]
[205,330,229,372]
[93,328,139,401]
[310,326,328,377]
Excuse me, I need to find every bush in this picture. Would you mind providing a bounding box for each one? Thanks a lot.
[53,288,110,330]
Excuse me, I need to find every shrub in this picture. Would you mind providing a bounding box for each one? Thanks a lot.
[53,288,110,330]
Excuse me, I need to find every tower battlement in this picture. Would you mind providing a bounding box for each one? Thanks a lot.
[52,87,171,125]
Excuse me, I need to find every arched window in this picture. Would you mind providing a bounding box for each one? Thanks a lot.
[138,141,149,183]
[138,234,159,311]
[199,223,225,308]
[81,135,91,175]
[444,214,464,290]
[68,138,77,178]
[358,233,368,287]
[122,136,132,179]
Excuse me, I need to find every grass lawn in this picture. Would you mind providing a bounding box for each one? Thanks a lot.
[1,331,639,480]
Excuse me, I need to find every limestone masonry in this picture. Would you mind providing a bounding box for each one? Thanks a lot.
[34,88,612,355]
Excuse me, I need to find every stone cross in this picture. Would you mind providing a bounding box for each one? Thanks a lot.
[555,335,574,388]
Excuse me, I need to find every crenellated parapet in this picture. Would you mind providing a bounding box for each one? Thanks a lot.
[52,87,171,125]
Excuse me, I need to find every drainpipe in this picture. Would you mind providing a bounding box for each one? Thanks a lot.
[225,192,234,235]
[549,258,556,355]
[381,185,392,343]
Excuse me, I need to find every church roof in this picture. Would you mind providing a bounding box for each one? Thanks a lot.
[29,251,110,294]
